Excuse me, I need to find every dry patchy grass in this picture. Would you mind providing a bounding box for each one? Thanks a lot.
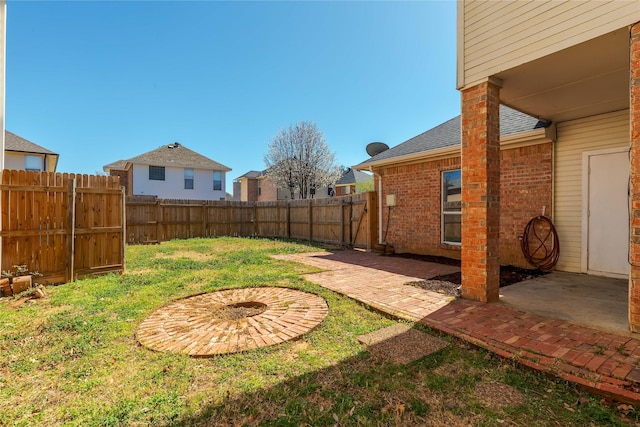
[0,237,635,426]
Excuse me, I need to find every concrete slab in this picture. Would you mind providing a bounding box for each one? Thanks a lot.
[499,272,630,335]
[358,323,449,364]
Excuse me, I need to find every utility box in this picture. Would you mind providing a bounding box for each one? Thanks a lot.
[386,194,397,207]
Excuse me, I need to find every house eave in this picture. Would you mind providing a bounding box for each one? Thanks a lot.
[499,124,556,148]
[354,126,555,171]
[353,145,460,171]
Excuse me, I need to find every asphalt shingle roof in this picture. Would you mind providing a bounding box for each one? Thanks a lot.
[105,142,231,171]
[5,131,57,155]
[336,168,373,186]
[103,160,127,170]
[356,105,548,167]
[235,170,265,180]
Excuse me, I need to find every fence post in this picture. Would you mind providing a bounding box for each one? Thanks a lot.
[308,199,313,243]
[367,191,377,251]
[348,196,353,245]
[340,200,345,246]
[202,203,207,237]
[121,185,126,273]
[66,177,77,282]
[253,204,258,236]
[155,199,162,243]
[286,202,291,239]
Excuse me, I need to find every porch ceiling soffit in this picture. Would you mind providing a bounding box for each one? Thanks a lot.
[494,29,630,123]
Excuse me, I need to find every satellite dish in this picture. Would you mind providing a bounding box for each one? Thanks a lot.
[366,142,389,157]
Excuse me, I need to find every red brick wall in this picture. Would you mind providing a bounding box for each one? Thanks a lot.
[630,22,640,332]
[257,178,280,201]
[376,142,552,268]
[378,157,461,259]
[499,143,553,267]
[246,180,259,201]
[109,170,131,196]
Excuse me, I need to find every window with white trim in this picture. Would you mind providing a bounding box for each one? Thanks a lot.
[184,168,194,189]
[213,171,222,191]
[25,155,41,172]
[149,165,165,181]
[442,169,461,244]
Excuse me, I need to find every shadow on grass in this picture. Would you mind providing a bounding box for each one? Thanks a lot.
[167,324,624,427]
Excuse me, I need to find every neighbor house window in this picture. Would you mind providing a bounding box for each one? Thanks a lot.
[213,171,222,191]
[257,180,262,196]
[25,155,41,172]
[442,169,461,244]
[149,166,165,181]
[184,168,194,189]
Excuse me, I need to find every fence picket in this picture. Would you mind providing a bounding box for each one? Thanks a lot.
[125,193,376,249]
[1,170,125,284]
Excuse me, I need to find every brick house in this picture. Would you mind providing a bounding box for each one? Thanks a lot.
[452,1,640,331]
[233,168,354,201]
[103,142,231,200]
[355,105,553,269]
[233,170,289,202]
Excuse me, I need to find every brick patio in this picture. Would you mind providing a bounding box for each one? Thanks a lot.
[276,250,640,404]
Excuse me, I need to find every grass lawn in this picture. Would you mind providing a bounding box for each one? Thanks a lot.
[0,237,636,426]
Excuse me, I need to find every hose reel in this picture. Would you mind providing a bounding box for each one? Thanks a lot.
[520,208,559,271]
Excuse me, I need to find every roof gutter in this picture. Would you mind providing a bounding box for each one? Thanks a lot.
[353,145,460,171]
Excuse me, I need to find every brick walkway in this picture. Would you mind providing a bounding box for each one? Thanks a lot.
[276,250,640,404]
[273,251,460,320]
[136,287,328,356]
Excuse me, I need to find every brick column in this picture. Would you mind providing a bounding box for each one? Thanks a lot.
[460,79,501,303]
[630,23,640,332]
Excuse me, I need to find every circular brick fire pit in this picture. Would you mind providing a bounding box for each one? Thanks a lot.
[136,287,329,356]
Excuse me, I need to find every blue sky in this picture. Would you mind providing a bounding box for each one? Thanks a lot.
[6,0,459,193]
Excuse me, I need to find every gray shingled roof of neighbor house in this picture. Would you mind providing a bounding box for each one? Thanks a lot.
[103,160,127,171]
[336,168,373,186]
[5,130,57,155]
[355,105,549,167]
[106,143,231,171]
[235,170,265,180]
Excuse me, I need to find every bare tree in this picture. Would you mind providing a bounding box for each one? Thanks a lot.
[264,121,342,199]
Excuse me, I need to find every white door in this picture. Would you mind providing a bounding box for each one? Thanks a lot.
[586,150,629,277]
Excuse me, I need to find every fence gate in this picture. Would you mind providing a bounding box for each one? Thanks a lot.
[1,170,125,284]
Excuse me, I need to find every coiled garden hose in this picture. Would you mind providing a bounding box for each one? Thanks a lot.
[520,215,560,271]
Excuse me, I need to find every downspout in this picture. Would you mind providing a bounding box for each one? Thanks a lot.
[378,174,383,245]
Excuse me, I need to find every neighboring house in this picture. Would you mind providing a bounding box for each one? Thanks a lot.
[103,142,230,201]
[334,168,373,196]
[233,170,285,202]
[355,105,553,269]
[451,1,640,331]
[233,169,337,202]
[5,130,59,172]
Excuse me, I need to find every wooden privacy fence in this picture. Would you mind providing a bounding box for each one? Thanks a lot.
[1,170,125,284]
[126,192,377,249]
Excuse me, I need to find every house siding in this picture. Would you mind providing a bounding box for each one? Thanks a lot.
[459,0,640,88]
[132,164,226,200]
[554,109,629,273]
[377,141,552,269]
[5,152,45,171]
